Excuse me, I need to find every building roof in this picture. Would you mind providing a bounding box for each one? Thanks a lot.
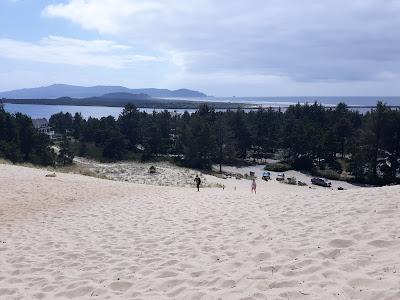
[32,118,48,128]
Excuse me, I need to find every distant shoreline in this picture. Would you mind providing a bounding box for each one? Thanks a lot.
[3,98,400,111]
[1,98,250,110]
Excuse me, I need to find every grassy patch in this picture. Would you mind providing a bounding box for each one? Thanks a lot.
[0,158,11,165]
[264,162,292,172]
[311,167,355,182]
[55,164,108,180]
[70,141,104,161]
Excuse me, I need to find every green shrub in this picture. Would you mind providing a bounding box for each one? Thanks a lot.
[70,141,103,161]
[264,162,292,172]
[312,168,341,181]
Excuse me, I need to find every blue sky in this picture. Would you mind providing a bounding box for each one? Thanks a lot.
[1,0,400,96]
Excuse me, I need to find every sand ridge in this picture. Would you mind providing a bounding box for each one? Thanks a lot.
[0,164,400,299]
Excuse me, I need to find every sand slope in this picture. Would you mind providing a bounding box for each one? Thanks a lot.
[0,164,399,299]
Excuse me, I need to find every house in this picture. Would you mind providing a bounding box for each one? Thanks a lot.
[32,118,56,140]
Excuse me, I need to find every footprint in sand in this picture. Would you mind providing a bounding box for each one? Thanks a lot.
[190,271,204,278]
[157,279,185,290]
[0,288,18,296]
[269,280,298,289]
[220,279,236,288]
[156,271,178,278]
[32,292,47,299]
[319,248,341,259]
[329,239,354,248]
[109,281,133,292]
[368,240,397,248]
[253,252,272,262]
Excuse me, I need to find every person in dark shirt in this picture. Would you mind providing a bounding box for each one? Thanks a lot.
[194,175,201,191]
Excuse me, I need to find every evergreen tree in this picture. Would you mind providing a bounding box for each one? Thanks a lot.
[118,104,140,149]
[102,130,128,161]
[0,110,54,165]
[72,113,84,139]
[49,112,73,134]
[215,115,236,173]
[362,102,389,181]
[229,110,251,158]
[58,135,74,166]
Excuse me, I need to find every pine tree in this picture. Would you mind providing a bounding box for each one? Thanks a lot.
[58,135,74,166]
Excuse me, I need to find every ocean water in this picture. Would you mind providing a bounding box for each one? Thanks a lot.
[3,96,400,119]
[165,96,400,106]
[3,104,196,119]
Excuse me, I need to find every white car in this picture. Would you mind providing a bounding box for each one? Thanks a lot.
[311,177,331,187]
[276,173,285,181]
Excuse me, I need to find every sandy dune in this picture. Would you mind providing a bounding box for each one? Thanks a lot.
[74,157,210,188]
[1,164,400,299]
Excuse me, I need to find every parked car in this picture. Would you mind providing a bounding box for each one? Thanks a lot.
[276,173,285,181]
[262,172,271,181]
[311,177,331,187]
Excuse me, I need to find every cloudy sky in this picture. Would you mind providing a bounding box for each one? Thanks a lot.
[1,0,400,96]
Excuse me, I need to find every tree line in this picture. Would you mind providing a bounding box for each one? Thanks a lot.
[47,102,400,185]
[1,102,399,185]
[0,106,54,165]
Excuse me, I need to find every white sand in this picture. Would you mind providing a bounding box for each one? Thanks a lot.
[1,163,400,300]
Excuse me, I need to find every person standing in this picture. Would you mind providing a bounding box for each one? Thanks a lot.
[194,175,201,191]
[251,179,257,194]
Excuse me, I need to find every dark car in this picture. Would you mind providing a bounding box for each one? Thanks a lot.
[311,177,332,187]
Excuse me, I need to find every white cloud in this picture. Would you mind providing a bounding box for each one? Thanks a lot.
[42,0,400,85]
[0,36,161,68]
[43,0,164,34]
[0,0,391,95]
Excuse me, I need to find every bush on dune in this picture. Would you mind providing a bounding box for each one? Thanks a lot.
[264,162,292,172]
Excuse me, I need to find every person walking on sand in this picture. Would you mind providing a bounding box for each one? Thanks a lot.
[194,175,201,192]
[251,179,257,194]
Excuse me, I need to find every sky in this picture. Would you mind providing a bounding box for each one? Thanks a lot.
[1,0,400,96]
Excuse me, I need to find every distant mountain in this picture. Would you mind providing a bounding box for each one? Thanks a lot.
[0,84,207,99]
[99,92,152,100]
